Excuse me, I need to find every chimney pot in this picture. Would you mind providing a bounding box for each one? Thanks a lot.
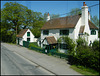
[83,2,86,6]
[48,12,49,16]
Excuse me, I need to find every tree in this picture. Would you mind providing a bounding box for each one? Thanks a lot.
[43,12,60,21]
[68,8,81,16]
[50,14,60,19]
[91,16,99,27]
[57,36,76,55]
[91,16,100,38]
[1,2,44,43]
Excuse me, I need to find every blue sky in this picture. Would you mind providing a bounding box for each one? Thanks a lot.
[1,1,99,19]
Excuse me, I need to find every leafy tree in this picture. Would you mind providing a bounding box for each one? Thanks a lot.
[1,2,44,42]
[91,16,99,27]
[50,14,60,19]
[43,12,60,21]
[68,8,81,16]
[91,16,100,38]
[57,36,76,55]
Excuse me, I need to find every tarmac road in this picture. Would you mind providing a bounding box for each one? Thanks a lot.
[1,43,82,75]
[1,45,54,75]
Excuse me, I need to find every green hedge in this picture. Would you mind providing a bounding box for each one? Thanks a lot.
[68,39,100,72]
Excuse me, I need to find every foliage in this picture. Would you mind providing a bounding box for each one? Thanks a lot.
[29,42,42,49]
[91,16,99,27]
[76,37,88,47]
[69,37,100,72]
[1,2,45,43]
[70,65,99,75]
[43,12,60,21]
[68,8,81,16]
[57,36,76,55]
[92,40,99,51]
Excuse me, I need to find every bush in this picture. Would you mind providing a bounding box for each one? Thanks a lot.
[72,37,100,72]
[92,40,99,51]
[76,37,88,47]
[57,36,76,55]
[29,42,42,49]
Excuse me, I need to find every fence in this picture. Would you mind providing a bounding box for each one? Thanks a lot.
[23,41,68,59]
[23,41,29,48]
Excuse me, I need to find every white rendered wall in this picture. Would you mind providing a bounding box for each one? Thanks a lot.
[41,28,75,41]
[74,18,82,40]
[89,30,99,43]
[23,29,35,42]
[18,29,35,46]
[81,6,90,35]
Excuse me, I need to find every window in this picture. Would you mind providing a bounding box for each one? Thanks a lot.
[27,32,30,36]
[27,38,30,42]
[91,30,96,35]
[60,30,69,35]
[60,44,68,50]
[43,30,49,35]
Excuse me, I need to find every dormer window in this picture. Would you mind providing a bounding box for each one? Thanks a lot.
[91,30,96,35]
[27,32,30,36]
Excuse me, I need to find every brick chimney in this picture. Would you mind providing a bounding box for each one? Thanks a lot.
[81,2,90,34]
[47,12,50,21]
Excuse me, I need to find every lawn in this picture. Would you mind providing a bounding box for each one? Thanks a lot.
[70,65,99,75]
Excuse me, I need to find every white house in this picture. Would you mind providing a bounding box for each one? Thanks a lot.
[40,2,99,53]
[16,29,36,46]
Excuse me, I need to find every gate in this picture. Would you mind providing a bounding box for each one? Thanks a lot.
[23,41,29,48]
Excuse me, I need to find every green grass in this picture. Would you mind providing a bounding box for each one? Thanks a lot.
[7,42,16,45]
[70,65,99,75]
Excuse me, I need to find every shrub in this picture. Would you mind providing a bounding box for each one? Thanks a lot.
[73,38,100,72]
[29,42,42,49]
[57,36,76,55]
[76,37,88,47]
[92,40,99,51]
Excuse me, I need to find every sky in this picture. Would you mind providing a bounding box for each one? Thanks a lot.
[1,1,99,19]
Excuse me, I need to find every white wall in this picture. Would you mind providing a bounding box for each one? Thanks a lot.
[41,28,75,41]
[18,29,35,46]
[23,29,35,42]
[89,30,99,43]
[74,18,82,40]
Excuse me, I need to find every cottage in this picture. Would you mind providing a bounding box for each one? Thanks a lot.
[16,29,36,46]
[40,2,98,53]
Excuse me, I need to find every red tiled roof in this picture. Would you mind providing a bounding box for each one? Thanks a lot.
[16,29,28,38]
[45,36,57,44]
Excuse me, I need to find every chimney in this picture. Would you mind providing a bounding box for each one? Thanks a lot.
[46,12,50,21]
[81,2,90,34]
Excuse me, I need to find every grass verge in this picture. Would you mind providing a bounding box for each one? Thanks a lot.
[70,65,99,75]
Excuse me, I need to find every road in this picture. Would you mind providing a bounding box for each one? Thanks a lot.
[1,45,54,75]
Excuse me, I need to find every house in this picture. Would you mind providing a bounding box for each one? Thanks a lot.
[16,29,36,46]
[40,2,98,53]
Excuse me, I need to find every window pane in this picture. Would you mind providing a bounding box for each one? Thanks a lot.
[60,30,69,35]
[91,30,96,35]
[43,30,49,35]
[27,38,30,41]
[27,32,30,36]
